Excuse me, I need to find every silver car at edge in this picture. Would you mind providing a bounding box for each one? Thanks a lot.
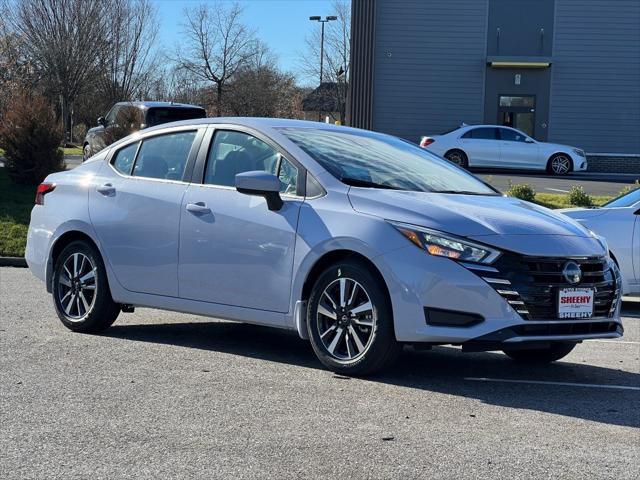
[26,118,623,375]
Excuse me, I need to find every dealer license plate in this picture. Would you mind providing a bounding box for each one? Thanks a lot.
[558,287,594,319]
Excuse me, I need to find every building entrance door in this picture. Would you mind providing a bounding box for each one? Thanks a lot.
[498,95,536,137]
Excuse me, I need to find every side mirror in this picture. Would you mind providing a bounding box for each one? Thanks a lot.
[97,116,106,126]
[236,171,283,211]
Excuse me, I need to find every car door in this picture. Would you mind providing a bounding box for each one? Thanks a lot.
[89,127,204,296]
[498,127,540,169]
[178,127,304,314]
[633,204,640,291]
[458,127,501,166]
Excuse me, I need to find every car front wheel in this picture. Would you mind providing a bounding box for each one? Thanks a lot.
[307,260,400,376]
[503,342,577,363]
[52,240,120,333]
[82,144,91,162]
[547,154,573,175]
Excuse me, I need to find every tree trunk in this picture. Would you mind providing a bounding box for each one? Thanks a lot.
[216,83,224,117]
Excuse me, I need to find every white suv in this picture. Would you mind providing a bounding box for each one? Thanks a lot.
[420,125,587,175]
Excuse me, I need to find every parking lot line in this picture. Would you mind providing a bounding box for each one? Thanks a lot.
[465,377,640,391]
[545,187,570,193]
[587,339,640,345]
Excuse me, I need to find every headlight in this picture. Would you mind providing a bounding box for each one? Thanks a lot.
[572,148,585,157]
[389,221,501,264]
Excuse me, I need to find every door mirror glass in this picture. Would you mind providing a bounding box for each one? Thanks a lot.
[236,171,283,211]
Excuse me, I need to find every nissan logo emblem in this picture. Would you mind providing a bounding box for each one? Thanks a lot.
[562,261,582,284]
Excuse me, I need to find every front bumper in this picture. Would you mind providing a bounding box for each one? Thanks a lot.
[377,245,623,345]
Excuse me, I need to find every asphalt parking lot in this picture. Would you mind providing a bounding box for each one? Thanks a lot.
[1,267,638,479]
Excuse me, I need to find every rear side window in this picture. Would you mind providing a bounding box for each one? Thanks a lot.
[112,142,139,175]
[462,128,498,140]
[132,131,197,180]
[147,108,206,127]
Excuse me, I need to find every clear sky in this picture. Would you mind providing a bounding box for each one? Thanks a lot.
[151,0,341,85]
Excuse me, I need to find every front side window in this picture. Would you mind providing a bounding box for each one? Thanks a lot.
[204,130,298,194]
[132,131,197,180]
[112,141,139,175]
[603,188,640,208]
[499,128,527,142]
[278,127,497,195]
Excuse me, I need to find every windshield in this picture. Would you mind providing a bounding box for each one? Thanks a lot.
[277,127,497,195]
[603,187,640,208]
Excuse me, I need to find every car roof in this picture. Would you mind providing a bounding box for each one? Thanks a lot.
[138,117,365,134]
[115,101,205,111]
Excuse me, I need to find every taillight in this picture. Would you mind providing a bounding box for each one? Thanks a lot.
[419,136,435,148]
[35,183,55,205]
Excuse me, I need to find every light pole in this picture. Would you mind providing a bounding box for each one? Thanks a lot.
[309,15,337,121]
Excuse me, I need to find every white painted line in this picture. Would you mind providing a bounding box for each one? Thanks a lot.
[545,187,570,193]
[465,377,640,391]
[587,339,640,345]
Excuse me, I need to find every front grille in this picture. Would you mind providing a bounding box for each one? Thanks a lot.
[467,254,620,321]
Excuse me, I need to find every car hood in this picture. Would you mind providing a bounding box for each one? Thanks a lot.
[349,189,606,256]
[86,126,103,135]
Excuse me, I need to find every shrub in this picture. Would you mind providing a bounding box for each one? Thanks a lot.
[0,90,64,185]
[506,182,536,202]
[568,185,593,207]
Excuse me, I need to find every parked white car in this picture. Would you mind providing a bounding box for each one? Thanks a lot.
[420,125,588,175]
[561,188,640,295]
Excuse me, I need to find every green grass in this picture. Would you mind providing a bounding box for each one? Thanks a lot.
[62,146,82,155]
[0,169,34,257]
[532,193,613,209]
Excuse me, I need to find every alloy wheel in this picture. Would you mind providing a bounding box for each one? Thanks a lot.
[57,252,97,320]
[551,155,571,175]
[446,152,464,166]
[316,277,376,361]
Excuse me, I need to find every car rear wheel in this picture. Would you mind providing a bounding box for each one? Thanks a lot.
[503,342,577,363]
[52,240,120,333]
[547,154,573,175]
[82,144,91,162]
[307,260,400,376]
[444,149,468,168]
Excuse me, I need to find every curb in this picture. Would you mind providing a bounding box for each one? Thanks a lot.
[0,256,28,267]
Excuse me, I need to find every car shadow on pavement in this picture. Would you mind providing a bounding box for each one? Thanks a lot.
[103,318,640,429]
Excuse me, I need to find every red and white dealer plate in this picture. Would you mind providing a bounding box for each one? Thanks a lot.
[558,287,594,319]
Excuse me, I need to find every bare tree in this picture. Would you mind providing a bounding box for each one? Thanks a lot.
[226,44,303,118]
[101,0,159,104]
[174,1,258,116]
[9,0,112,140]
[299,0,350,123]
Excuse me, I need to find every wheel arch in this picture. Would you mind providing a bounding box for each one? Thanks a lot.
[297,249,392,339]
[46,227,103,293]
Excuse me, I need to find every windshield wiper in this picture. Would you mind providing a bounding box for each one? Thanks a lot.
[341,177,403,190]
[431,190,499,196]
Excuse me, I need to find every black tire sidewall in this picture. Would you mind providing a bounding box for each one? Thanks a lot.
[52,240,119,333]
[306,260,399,375]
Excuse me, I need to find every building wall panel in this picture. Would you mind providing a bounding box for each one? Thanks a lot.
[550,0,640,153]
[372,0,489,142]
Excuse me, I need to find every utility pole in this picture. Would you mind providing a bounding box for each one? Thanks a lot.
[309,15,337,121]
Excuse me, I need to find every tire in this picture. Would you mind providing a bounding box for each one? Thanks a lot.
[547,153,573,176]
[503,342,577,364]
[444,149,468,168]
[52,240,120,333]
[82,144,91,162]
[307,259,400,376]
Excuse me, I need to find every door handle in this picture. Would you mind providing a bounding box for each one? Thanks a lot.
[186,202,211,214]
[97,183,115,196]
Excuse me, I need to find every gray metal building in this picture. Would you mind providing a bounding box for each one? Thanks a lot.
[348,0,640,156]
